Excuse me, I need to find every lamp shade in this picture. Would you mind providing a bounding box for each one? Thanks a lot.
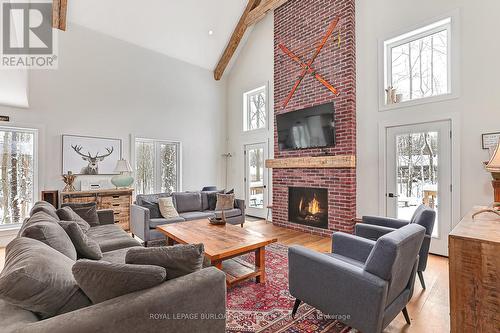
[114,159,132,173]
[486,142,500,173]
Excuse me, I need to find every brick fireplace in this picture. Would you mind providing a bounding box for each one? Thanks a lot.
[270,0,356,236]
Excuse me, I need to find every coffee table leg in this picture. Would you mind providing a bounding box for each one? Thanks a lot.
[167,237,175,246]
[213,261,223,270]
[255,247,266,284]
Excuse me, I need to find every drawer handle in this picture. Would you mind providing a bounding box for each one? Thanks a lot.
[114,212,120,215]
[112,195,120,199]
[112,204,120,207]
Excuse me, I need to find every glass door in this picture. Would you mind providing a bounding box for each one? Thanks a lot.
[244,143,268,218]
[386,121,451,256]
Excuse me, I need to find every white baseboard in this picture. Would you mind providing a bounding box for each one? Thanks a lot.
[0,227,20,247]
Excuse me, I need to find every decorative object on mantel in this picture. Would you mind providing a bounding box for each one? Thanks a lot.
[111,159,134,188]
[278,16,341,108]
[62,171,77,192]
[62,135,122,175]
[481,131,500,150]
[474,142,500,219]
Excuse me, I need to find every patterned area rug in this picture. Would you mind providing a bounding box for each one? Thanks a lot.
[226,243,354,333]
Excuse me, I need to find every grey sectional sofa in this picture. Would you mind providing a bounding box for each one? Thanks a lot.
[131,191,245,245]
[0,201,227,333]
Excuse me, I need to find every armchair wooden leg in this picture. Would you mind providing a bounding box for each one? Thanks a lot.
[417,271,426,289]
[291,299,301,318]
[402,307,411,325]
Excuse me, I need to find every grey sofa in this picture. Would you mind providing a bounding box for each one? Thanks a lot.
[0,201,227,333]
[131,191,245,245]
[355,204,436,289]
[288,224,425,333]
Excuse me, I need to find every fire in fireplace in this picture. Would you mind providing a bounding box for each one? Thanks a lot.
[288,187,328,229]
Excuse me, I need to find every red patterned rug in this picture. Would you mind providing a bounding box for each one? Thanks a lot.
[226,243,354,333]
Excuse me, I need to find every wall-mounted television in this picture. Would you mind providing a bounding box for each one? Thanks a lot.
[276,102,335,151]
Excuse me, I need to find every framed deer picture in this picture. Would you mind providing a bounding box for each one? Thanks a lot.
[62,135,122,175]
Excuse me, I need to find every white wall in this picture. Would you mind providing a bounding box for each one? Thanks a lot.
[0,24,227,195]
[356,0,500,221]
[225,14,274,199]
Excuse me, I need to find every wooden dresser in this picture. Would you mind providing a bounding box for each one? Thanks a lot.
[449,207,500,332]
[60,189,133,231]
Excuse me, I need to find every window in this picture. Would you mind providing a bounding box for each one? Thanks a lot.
[135,138,181,195]
[384,17,452,106]
[0,126,38,227]
[243,86,267,131]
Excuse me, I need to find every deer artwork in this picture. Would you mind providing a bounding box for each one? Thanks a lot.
[71,145,114,175]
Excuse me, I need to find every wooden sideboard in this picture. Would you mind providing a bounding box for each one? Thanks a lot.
[449,207,500,332]
[60,189,133,231]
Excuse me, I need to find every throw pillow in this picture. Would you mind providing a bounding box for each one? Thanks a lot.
[29,201,60,220]
[59,221,103,260]
[140,199,161,219]
[18,211,59,236]
[0,237,91,319]
[207,190,225,210]
[125,243,204,280]
[61,202,100,226]
[72,260,166,304]
[57,206,91,232]
[21,221,77,260]
[215,193,235,211]
[158,197,179,218]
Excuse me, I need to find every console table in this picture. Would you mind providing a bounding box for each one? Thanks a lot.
[449,207,500,332]
[60,189,133,231]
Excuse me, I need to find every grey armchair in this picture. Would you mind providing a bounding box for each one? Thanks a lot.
[355,205,436,289]
[288,224,425,333]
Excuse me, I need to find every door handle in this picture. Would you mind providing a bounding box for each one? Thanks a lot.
[387,193,399,198]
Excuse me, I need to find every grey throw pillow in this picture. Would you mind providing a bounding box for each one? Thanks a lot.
[72,260,166,304]
[0,237,91,319]
[21,220,77,260]
[29,201,60,220]
[18,211,59,236]
[125,243,204,280]
[61,202,99,226]
[57,206,91,232]
[215,193,235,211]
[141,199,161,218]
[59,221,103,260]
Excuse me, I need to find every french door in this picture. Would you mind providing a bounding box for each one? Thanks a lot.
[244,143,268,218]
[386,120,452,256]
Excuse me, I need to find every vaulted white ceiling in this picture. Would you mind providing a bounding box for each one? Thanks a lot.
[68,0,247,70]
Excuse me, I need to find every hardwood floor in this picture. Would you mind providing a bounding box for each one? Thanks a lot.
[244,219,450,333]
[0,219,449,332]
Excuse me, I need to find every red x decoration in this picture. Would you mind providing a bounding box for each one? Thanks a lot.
[279,17,340,108]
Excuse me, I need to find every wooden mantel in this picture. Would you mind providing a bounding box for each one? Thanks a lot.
[265,155,356,169]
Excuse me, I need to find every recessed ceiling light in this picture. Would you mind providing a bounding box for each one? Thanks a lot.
[208,30,214,36]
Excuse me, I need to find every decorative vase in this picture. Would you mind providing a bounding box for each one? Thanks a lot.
[111,172,134,188]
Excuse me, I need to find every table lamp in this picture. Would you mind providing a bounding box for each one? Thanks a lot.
[473,142,500,218]
[111,159,134,188]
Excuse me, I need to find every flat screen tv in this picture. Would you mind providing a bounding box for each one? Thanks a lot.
[276,102,335,151]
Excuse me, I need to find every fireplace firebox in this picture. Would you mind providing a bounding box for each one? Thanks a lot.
[288,187,328,229]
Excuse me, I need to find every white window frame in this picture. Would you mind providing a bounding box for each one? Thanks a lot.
[243,85,268,132]
[379,10,460,111]
[133,137,182,195]
[0,125,39,229]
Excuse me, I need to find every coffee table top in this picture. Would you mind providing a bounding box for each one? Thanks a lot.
[156,219,277,260]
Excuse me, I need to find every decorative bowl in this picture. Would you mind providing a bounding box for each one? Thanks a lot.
[209,217,226,225]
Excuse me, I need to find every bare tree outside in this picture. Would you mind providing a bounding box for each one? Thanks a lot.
[135,140,155,195]
[0,129,35,225]
[391,29,448,102]
[247,88,266,131]
[160,143,178,193]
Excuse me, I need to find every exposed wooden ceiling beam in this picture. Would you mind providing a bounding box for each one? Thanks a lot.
[245,0,289,27]
[214,0,261,81]
[52,0,68,31]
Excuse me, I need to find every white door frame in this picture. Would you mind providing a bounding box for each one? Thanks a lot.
[378,113,461,255]
[244,142,268,218]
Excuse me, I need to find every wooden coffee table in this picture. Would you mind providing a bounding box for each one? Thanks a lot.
[156,219,277,287]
